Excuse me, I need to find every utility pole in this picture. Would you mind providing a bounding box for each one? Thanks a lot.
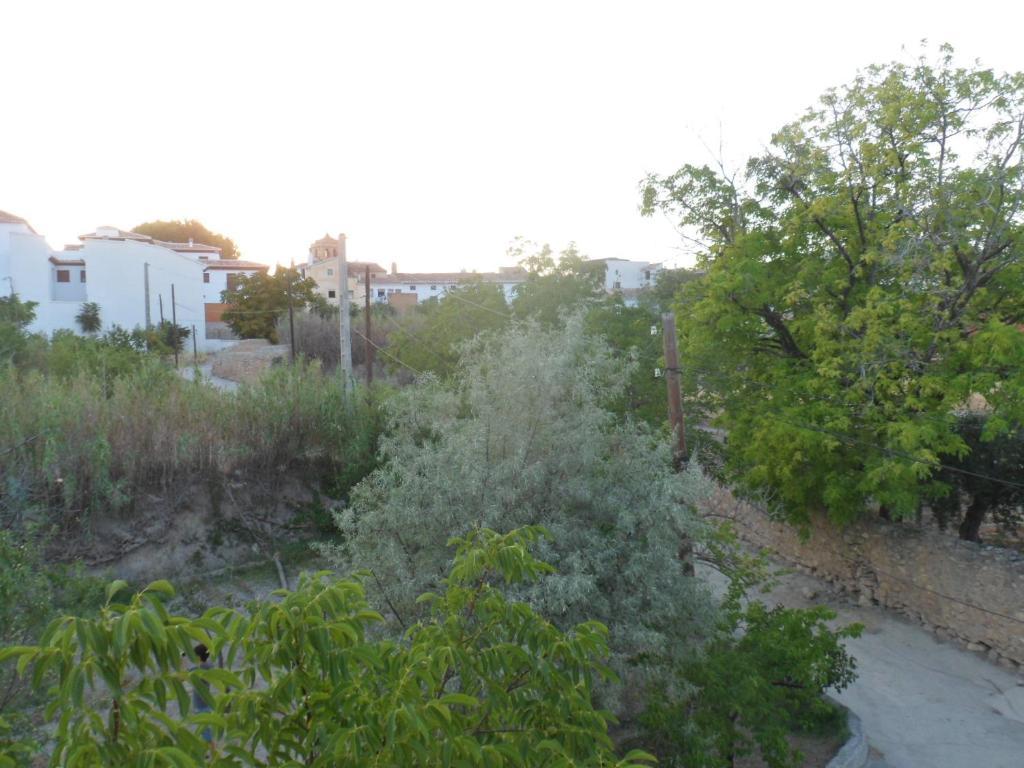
[192,324,198,364]
[662,312,686,468]
[143,262,151,329]
[171,284,179,369]
[158,294,164,324]
[337,233,353,387]
[364,264,373,386]
[287,269,296,364]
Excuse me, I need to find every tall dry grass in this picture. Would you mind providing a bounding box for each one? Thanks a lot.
[0,360,380,529]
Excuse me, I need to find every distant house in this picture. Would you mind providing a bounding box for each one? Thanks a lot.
[366,265,526,305]
[298,233,387,307]
[586,258,661,305]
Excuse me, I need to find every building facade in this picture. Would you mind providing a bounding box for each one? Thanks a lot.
[0,213,270,351]
[587,258,662,305]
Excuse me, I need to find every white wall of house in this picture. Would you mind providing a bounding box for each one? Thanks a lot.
[596,258,660,294]
[201,264,266,302]
[1,221,213,349]
[0,221,79,331]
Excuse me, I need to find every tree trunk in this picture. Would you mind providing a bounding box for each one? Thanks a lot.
[958,500,986,542]
[878,505,891,521]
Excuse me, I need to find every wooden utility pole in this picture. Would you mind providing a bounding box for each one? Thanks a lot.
[143,262,151,329]
[158,294,164,324]
[662,312,686,468]
[337,233,353,387]
[171,283,179,369]
[364,264,373,386]
[191,324,198,364]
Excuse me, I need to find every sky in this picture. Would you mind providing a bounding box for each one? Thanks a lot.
[2,1,1022,272]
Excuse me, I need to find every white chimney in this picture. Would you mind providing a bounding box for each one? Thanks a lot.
[391,261,397,275]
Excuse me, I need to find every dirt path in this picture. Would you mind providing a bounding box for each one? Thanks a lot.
[758,565,1024,768]
[177,361,239,391]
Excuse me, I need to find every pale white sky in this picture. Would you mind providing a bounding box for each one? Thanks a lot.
[1,1,1021,272]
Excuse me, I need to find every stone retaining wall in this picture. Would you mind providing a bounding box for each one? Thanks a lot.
[211,339,289,383]
[711,491,1024,668]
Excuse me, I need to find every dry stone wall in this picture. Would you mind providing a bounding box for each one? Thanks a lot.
[711,491,1024,668]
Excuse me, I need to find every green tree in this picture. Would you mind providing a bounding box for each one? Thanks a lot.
[644,267,703,312]
[388,282,510,378]
[328,317,714,705]
[642,47,1024,528]
[132,219,240,259]
[74,302,102,335]
[0,294,38,364]
[222,267,322,342]
[511,241,606,325]
[928,414,1024,542]
[583,298,665,427]
[1,528,655,768]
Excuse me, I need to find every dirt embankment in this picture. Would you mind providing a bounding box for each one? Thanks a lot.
[59,475,333,584]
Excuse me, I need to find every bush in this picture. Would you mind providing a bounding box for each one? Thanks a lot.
[1,527,656,767]
[639,571,861,768]
[327,316,716,707]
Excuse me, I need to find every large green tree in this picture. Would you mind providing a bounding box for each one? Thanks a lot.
[387,282,510,378]
[511,241,606,325]
[222,268,324,342]
[642,47,1024,529]
[132,219,240,259]
[328,318,714,708]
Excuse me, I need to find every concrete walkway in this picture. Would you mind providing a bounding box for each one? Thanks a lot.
[763,567,1024,768]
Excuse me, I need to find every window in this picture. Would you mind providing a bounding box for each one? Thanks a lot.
[613,281,621,290]
[328,290,337,299]
[203,273,210,283]
[644,270,651,281]
[377,289,385,298]
[430,285,437,290]
[80,270,87,283]
[56,270,70,283]
[409,285,416,290]
[327,268,334,276]
[226,273,242,292]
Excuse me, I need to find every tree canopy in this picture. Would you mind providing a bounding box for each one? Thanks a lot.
[511,241,606,325]
[1,528,655,768]
[387,282,511,378]
[642,47,1024,528]
[221,268,324,342]
[328,317,715,705]
[132,219,240,259]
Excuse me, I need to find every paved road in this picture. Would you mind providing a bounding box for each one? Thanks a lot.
[763,568,1024,768]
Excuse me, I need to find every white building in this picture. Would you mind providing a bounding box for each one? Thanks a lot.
[587,258,661,305]
[0,214,215,348]
[366,266,526,305]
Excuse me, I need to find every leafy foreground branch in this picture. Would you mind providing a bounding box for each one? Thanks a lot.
[0,527,655,768]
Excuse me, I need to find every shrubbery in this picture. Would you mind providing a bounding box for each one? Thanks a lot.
[1,528,656,767]
[328,317,717,708]
[0,362,381,529]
